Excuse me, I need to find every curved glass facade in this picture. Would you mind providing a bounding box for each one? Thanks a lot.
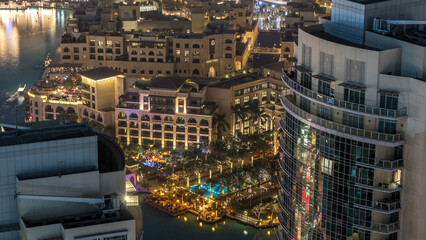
[278,82,402,240]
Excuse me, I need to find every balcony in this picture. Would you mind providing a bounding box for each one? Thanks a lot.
[282,72,407,119]
[356,158,403,171]
[118,121,127,127]
[280,95,405,147]
[354,222,399,234]
[355,180,402,193]
[355,200,401,214]
[164,126,174,132]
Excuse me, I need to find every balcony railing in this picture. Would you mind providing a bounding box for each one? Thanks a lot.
[355,199,401,213]
[373,200,401,212]
[355,222,400,234]
[280,96,405,145]
[282,73,407,119]
[355,180,402,193]
[356,158,403,171]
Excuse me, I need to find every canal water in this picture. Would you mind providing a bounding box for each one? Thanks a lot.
[142,203,277,240]
[252,31,281,68]
[0,8,278,240]
[0,8,71,124]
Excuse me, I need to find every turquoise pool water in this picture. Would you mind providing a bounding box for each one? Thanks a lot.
[190,182,229,198]
[141,203,277,240]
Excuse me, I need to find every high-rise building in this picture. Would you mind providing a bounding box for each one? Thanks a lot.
[0,124,139,240]
[278,0,426,240]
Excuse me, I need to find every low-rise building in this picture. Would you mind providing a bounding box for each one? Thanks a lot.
[115,76,216,149]
[26,67,125,127]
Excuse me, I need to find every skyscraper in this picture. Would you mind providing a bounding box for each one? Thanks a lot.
[278,0,426,239]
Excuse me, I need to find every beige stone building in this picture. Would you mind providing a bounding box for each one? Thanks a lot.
[26,67,125,127]
[115,76,216,149]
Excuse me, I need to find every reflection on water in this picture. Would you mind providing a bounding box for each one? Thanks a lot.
[0,8,72,123]
[0,9,66,69]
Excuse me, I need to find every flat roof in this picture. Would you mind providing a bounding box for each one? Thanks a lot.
[80,67,123,80]
[209,73,262,89]
[0,123,125,173]
[0,123,96,147]
[264,61,286,73]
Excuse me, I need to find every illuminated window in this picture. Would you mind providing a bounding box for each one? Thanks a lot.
[244,96,250,103]
[322,157,333,175]
[98,41,104,47]
[106,40,113,47]
[235,98,240,105]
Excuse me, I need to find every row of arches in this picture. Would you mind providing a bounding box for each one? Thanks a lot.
[131,50,162,56]
[45,105,76,114]
[83,109,103,123]
[118,112,209,126]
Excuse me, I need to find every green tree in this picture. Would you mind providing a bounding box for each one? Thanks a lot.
[57,111,78,124]
[252,203,267,221]
[212,113,230,138]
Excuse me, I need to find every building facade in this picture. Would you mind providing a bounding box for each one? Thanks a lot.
[0,124,139,240]
[26,67,125,127]
[278,0,426,240]
[115,77,216,149]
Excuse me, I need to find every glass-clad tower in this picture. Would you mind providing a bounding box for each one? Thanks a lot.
[278,0,426,240]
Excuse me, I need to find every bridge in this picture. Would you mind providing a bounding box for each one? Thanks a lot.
[251,47,282,55]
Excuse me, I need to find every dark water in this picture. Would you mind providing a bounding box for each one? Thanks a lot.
[253,31,281,68]
[142,203,277,240]
[0,8,71,123]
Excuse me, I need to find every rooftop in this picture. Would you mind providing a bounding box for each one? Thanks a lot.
[0,124,125,173]
[209,73,262,89]
[80,67,123,80]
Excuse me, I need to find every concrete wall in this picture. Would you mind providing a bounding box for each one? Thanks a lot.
[17,171,101,221]
[0,136,98,238]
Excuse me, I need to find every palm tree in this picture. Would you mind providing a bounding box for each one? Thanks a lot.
[252,203,267,222]
[231,105,248,133]
[213,113,230,138]
[268,201,280,222]
[247,100,267,133]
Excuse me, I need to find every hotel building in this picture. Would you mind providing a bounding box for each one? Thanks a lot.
[278,0,426,240]
[115,76,216,149]
[26,67,125,127]
[0,124,139,239]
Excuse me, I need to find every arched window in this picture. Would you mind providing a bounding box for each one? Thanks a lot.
[141,114,150,121]
[176,117,185,124]
[83,109,89,117]
[45,105,53,112]
[90,112,96,119]
[131,50,137,55]
[200,119,209,126]
[67,107,75,114]
[192,44,200,49]
[164,116,173,122]
[63,47,69,52]
[97,115,103,122]
[153,115,161,121]
[188,118,197,124]
[56,106,65,113]
[193,69,200,75]
[225,46,232,51]
[225,39,232,44]
[284,47,290,52]
[118,112,127,119]
[208,66,216,78]
[148,51,155,56]
[129,113,138,119]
